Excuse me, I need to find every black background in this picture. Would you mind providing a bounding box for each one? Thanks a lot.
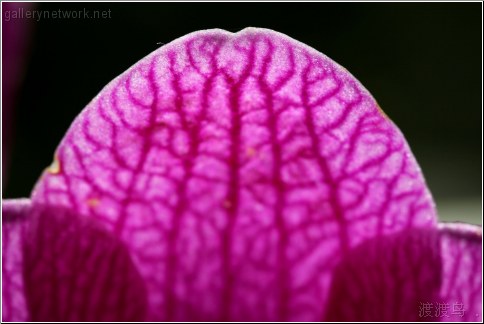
[3,3,482,211]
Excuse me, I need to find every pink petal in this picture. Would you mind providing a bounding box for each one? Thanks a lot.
[438,223,482,322]
[324,228,442,321]
[30,28,437,320]
[22,204,148,321]
[2,198,31,322]
[324,223,482,322]
[2,199,148,321]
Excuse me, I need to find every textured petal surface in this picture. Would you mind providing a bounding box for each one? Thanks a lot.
[21,204,148,321]
[30,28,437,320]
[324,228,442,321]
[438,223,482,322]
[323,223,482,322]
[2,199,148,321]
[2,198,31,322]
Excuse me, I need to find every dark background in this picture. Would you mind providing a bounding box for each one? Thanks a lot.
[2,3,482,222]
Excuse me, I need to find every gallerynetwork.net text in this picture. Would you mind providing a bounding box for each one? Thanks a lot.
[4,8,112,21]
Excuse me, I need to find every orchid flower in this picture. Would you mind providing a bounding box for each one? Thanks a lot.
[2,28,481,322]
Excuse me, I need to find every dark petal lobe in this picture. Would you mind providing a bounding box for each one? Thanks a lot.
[324,228,442,321]
[2,198,31,322]
[22,204,148,321]
[438,223,482,322]
[324,223,482,322]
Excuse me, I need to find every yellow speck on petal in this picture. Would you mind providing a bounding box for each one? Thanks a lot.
[46,155,61,174]
[87,198,100,208]
[246,147,256,157]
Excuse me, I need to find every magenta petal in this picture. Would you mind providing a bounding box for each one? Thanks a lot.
[30,28,437,320]
[21,204,148,321]
[324,228,442,321]
[324,223,482,322]
[3,199,147,321]
[2,199,31,322]
[438,223,482,322]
